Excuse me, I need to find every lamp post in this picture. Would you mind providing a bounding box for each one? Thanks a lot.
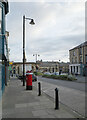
[23,15,35,86]
[59,60,61,75]
[33,54,40,74]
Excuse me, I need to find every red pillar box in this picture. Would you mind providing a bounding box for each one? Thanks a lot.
[26,71,32,90]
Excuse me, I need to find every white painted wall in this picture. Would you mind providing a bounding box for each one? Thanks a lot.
[69,64,80,74]
[19,64,32,76]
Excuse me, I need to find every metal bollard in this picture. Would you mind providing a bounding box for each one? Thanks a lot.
[55,88,59,110]
[38,82,41,96]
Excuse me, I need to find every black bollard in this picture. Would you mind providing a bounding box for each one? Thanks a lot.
[38,82,41,96]
[55,88,59,110]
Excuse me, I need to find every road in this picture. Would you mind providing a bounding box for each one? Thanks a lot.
[33,76,86,117]
[38,76,85,92]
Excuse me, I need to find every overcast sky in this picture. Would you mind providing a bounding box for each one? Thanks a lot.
[7,0,85,62]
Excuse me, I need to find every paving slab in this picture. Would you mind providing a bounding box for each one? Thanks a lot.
[32,109,48,116]
[34,78,85,117]
[2,77,84,118]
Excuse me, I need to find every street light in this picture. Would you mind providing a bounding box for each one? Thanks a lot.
[59,60,61,75]
[33,54,40,74]
[23,15,35,86]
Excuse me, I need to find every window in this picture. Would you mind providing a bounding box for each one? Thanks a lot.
[71,66,72,73]
[86,55,87,64]
[86,47,87,54]
[80,56,82,63]
[73,51,75,56]
[56,65,57,71]
[52,68,54,72]
[75,57,77,63]
[72,58,73,63]
[77,66,78,73]
[79,47,82,55]
[74,66,75,72]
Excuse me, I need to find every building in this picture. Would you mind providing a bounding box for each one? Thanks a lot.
[59,62,69,74]
[37,60,59,73]
[11,62,36,76]
[69,41,87,76]
[0,0,9,94]
[37,60,69,73]
[4,31,9,86]
[11,60,69,76]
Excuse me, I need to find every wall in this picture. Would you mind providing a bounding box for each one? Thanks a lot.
[0,2,2,96]
[0,1,9,93]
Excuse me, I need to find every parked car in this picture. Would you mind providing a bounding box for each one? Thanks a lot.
[32,74,37,82]
[61,73,68,75]
[50,72,59,75]
[50,73,55,75]
[44,72,51,75]
[18,75,24,80]
[55,72,59,75]
[18,73,37,82]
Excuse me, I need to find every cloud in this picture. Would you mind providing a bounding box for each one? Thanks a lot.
[7,2,85,62]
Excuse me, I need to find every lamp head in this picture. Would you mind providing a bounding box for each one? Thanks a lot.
[30,19,35,25]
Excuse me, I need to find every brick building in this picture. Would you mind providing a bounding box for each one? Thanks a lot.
[37,60,69,73]
[69,41,87,76]
[11,62,36,76]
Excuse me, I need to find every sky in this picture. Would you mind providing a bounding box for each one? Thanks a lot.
[6,0,85,62]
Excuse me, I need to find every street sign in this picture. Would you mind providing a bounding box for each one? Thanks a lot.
[9,62,13,65]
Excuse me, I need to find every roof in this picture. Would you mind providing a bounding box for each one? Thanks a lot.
[38,61,59,67]
[13,62,36,65]
[69,41,87,51]
[38,61,69,67]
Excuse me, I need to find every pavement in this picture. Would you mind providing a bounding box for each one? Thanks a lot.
[0,98,2,120]
[2,77,85,119]
[75,75,86,83]
[35,77,85,118]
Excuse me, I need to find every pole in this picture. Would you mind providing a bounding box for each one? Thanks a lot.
[55,88,59,109]
[23,15,25,86]
[38,82,41,96]
[36,54,37,75]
